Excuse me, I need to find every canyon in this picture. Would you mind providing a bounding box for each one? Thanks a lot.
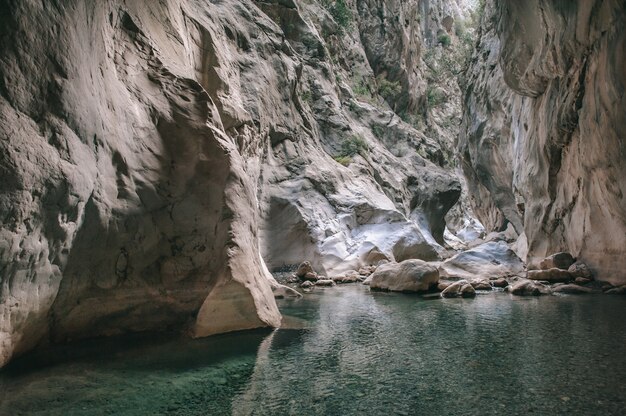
[0,0,624,371]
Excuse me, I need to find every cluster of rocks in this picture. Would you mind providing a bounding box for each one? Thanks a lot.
[510,252,626,296]
[284,262,379,290]
[286,247,626,299]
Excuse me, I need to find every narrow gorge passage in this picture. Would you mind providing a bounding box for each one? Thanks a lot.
[0,0,624,415]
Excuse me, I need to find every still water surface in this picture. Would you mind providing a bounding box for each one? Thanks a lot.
[1,286,625,415]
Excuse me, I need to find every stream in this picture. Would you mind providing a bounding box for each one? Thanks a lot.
[1,286,625,415]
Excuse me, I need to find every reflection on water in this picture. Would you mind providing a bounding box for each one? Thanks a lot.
[1,286,625,415]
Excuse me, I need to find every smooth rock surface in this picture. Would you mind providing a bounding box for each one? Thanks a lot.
[438,241,525,281]
[369,260,439,293]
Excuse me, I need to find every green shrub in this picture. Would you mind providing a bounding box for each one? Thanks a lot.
[398,111,424,129]
[371,124,385,139]
[352,81,369,98]
[437,33,451,47]
[323,0,352,33]
[300,90,312,103]
[339,135,368,157]
[454,20,467,37]
[333,155,353,166]
[427,86,447,107]
[377,77,402,100]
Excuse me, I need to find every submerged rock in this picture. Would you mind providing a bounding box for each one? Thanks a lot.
[552,284,595,295]
[369,260,439,293]
[441,280,476,298]
[605,286,626,295]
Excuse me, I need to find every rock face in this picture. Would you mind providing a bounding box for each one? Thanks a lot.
[460,0,626,286]
[368,260,439,293]
[257,0,471,277]
[0,0,292,367]
[0,0,475,366]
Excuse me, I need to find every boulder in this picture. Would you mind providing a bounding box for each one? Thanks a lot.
[539,252,575,270]
[300,281,314,289]
[509,280,550,296]
[552,284,594,294]
[303,272,319,282]
[333,270,361,284]
[605,285,626,295]
[358,266,377,276]
[438,242,525,281]
[437,281,452,291]
[527,268,572,283]
[369,260,439,293]
[470,279,492,291]
[296,262,315,278]
[574,277,592,285]
[568,261,593,279]
[491,278,509,288]
[441,280,476,298]
[315,279,336,287]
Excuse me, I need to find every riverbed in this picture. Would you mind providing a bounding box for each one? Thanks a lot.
[1,286,625,415]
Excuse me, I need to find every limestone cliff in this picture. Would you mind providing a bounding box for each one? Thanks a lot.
[460,0,626,284]
[0,0,471,366]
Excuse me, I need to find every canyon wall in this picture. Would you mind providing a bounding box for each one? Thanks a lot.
[0,0,471,366]
[460,0,626,284]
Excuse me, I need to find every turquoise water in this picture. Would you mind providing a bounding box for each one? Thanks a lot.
[1,286,625,415]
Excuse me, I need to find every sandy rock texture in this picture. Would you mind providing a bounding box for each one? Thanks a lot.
[460,0,626,285]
